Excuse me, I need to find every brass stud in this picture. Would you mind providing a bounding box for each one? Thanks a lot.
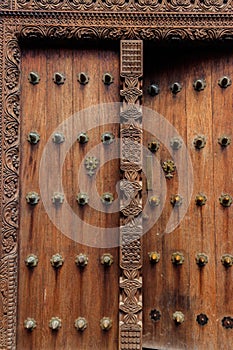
[25,254,38,268]
[102,73,114,85]
[26,191,40,205]
[218,135,231,147]
[148,84,160,96]
[101,132,114,145]
[101,253,114,267]
[24,318,37,331]
[77,132,89,144]
[75,253,88,267]
[173,311,185,324]
[148,251,160,264]
[196,253,208,267]
[52,132,65,144]
[221,254,233,267]
[218,76,231,88]
[100,317,112,331]
[75,317,88,331]
[219,193,232,207]
[193,79,206,91]
[76,193,89,206]
[28,72,40,85]
[171,252,184,265]
[50,253,64,268]
[162,160,176,179]
[170,194,183,207]
[149,195,160,207]
[148,140,160,153]
[27,131,40,144]
[170,82,182,94]
[193,135,206,149]
[77,72,89,85]
[53,72,65,85]
[52,192,64,206]
[49,317,62,331]
[222,316,233,329]
[195,193,207,206]
[170,137,182,150]
[149,309,161,322]
[197,314,208,326]
[101,192,114,205]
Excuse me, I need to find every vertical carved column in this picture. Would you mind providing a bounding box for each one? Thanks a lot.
[119,40,143,349]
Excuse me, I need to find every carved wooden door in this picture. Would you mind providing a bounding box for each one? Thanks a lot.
[17,41,121,349]
[142,43,233,350]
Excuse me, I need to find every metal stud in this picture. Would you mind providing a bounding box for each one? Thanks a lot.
[101,192,114,205]
[26,191,40,205]
[75,317,88,331]
[162,160,176,179]
[196,253,208,267]
[148,140,160,153]
[28,72,40,85]
[196,314,208,326]
[25,254,38,268]
[221,254,233,267]
[219,193,232,207]
[195,193,207,206]
[100,317,112,331]
[148,84,160,96]
[149,195,160,207]
[171,252,184,265]
[148,251,160,264]
[49,317,62,331]
[149,309,161,322]
[52,132,65,144]
[170,137,182,150]
[193,135,206,149]
[222,316,233,329]
[50,253,64,268]
[76,193,89,206]
[77,132,89,144]
[77,72,89,85]
[102,73,114,85]
[101,132,115,145]
[193,79,206,91]
[170,194,183,207]
[173,311,185,324]
[27,131,40,145]
[85,156,99,176]
[52,192,64,206]
[75,253,88,267]
[218,135,231,147]
[170,82,182,94]
[24,318,37,331]
[53,72,65,85]
[101,253,114,267]
[218,76,231,88]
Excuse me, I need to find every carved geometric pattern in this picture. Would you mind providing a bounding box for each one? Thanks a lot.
[119,40,143,349]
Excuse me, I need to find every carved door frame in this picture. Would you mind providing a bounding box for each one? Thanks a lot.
[1,2,233,349]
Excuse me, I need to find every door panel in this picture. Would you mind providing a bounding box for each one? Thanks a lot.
[18,42,120,350]
[142,43,233,349]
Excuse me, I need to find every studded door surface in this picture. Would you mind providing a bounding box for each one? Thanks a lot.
[142,43,233,349]
[17,42,120,349]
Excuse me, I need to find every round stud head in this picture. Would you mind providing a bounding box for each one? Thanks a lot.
[222,316,233,329]
[148,251,160,264]
[77,132,89,144]
[173,311,185,324]
[52,192,64,205]
[195,193,207,206]
[101,253,114,266]
[219,193,233,207]
[172,252,184,265]
[75,317,88,331]
[102,73,114,85]
[24,317,37,330]
[170,137,182,150]
[193,79,206,91]
[27,131,40,144]
[77,72,89,85]
[148,84,160,96]
[170,82,182,94]
[221,254,233,267]
[28,72,40,85]
[100,317,112,331]
[193,135,206,149]
[149,309,161,322]
[196,313,209,326]
[170,194,183,207]
[53,72,65,85]
[25,254,38,268]
[75,253,88,267]
[76,193,89,206]
[52,132,65,144]
[50,254,64,268]
[26,191,40,205]
[218,135,231,147]
[101,192,114,205]
[149,195,160,207]
[196,253,208,267]
[49,317,62,331]
[218,76,231,88]
[148,140,160,153]
[101,132,114,145]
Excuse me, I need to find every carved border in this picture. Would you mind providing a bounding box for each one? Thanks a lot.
[1,9,233,350]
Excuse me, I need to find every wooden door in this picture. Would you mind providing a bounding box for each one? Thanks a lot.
[142,42,233,349]
[17,41,120,350]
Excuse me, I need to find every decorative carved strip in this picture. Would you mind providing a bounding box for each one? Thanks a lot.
[11,0,233,13]
[119,40,143,350]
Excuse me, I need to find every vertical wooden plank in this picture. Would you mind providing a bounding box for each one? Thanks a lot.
[119,40,143,350]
